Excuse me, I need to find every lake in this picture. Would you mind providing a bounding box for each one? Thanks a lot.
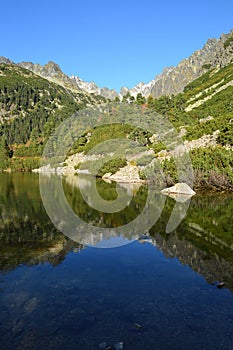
[0,173,233,349]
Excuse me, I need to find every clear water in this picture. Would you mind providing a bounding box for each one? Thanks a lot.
[0,173,233,350]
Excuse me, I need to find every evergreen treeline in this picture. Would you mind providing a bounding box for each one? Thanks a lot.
[0,63,106,169]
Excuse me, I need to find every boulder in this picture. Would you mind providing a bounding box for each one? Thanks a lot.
[161,183,196,196]
[165,193,194,203]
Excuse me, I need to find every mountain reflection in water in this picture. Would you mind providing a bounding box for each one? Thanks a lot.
[0,173,232,289]
[1,173,233,349]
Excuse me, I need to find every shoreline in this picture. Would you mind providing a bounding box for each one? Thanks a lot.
[32,165,233,193]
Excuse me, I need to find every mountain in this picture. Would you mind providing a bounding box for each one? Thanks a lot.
[70,30,233,99]
[0,56,13,65]
[0,61,106,170]
[70,75,119,100]
[1,29,232,102]
[18,60,117,100]
[0,29,233,186]
[0,62,106,123]
[123,29,233,98]
[120,80,154,99]
[0,58,119,100]
[19,60,79,91]
[0,58,107,105]
[52,60,233,190]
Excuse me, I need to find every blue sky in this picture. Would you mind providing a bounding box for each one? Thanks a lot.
[1,0,232,91]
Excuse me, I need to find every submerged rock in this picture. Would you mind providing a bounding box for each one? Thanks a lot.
[217,282,225,289]
[114,342,124,350]
[133,322,142,330]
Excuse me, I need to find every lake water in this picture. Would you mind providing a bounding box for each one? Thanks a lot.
[0,173,233,349]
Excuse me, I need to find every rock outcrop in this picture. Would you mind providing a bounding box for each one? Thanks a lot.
[19,61,79,91]
[102,164,142,183]
[0,56,13,64]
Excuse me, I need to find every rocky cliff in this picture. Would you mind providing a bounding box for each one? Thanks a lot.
[149,30,233,98]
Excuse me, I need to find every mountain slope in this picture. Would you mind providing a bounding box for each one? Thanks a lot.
[17,60,109,104]
[1,29,232,102]
[122,30,233,98]
[57,61,233,190]
[0,30,233,186]
[67,29,233,100]
[0,62,106,170]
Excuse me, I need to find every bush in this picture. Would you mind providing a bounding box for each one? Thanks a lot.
[217,124,233,146]
[202,63,211,70]
[136,154,155,166]
[152,142,167,155]
[224,36,233,49]
[74,163,80,170]
[9,157,40,172]
[190,147,233,189]
[97,157,127,177]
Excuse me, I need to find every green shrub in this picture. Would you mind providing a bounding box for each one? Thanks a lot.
[9,157,40,172]
[224,36,233,49]
[74,163,80,170]
[97,157,127,177]
[152,142,167,154]
[190,147,233,188]
[136,154,155,166]
[217,124,233,146]
[202,63,211,70]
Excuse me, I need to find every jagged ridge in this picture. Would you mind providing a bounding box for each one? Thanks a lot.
[1,29,232,101]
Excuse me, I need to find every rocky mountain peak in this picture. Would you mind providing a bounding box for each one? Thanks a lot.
[119,29,233,99]
[44,61,63,75]
[70,75,119,100]
[19,60,64,78]
[60,29,233,100]
[18,60,79,91]
[70,75,100,94]
[0,56,13,65]
[1,29,232,100]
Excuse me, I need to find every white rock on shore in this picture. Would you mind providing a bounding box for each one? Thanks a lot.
[161,183,196,195]
[102,164,142,183]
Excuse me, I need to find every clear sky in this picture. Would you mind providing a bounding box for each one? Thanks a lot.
[1,0,232,91]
